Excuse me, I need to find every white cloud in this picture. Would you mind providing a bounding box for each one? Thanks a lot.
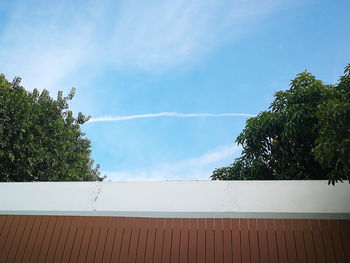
[88,112,256,123]
[104,144,242,181]
[0,0,289,91]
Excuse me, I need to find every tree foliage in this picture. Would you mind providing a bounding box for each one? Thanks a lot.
[0,74,104,182]
[314,65,350,184]
[212,65,350,184]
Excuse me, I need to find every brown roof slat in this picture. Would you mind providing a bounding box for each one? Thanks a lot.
[292,219,306,263]
[0,216,8,237]
[144,218,157,262]
[188,218,198,263]
[197,217,206,263]
[0,215,16,256]
[257,219,269,263]
[248,219,260,263]
[69,216,88,263]
[275,219,288,263]
[43,216,65,263]
[44,216,66,263]
[310,219,327,263]
[128,218,141,262]
[162,217,173,263]
[266,219,278,263]
[85,217,105,263]
[231,219,241,263]
[206,218,215,263]
[170,218,181,263]
[320,220,337,262]
[214,218,223,263]
[1,215,28,263]
[0,215,349,263]
[283,219,298,263]
[106,217,123,263]
[135,217,148,263]
[240,218,250,263]
[32,216,57,263]
[222,218,232,263]
[77,216,95,263]
[330,220,347,263]
[0,216,24,262]
[90,216,110,263]
[179,218,190,263]
[60,216,81,263]
[153,218,165,262]
[13,215,36,263]
[300,219,316,263]
[340,220,350,262]
[119,217,133,262]
[52,216,73,263]
[21,216,44,263]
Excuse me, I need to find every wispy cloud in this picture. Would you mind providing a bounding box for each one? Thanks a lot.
[88,112,256,123]
[105,144,241,181]
[0,0,290,91]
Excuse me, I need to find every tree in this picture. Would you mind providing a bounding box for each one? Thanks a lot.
[0,74,104,182]
[211,65,350,184]
[314,65,350,183]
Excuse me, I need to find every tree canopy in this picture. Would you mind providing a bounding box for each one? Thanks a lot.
[0,74,103,182]
[211,64,350,184]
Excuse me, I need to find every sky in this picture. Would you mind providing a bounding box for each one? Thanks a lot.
[1,0,349,181]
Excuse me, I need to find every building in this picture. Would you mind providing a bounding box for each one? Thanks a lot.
[0,181,349,262]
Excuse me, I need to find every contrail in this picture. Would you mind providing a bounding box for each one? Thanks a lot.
[87,112,256,123]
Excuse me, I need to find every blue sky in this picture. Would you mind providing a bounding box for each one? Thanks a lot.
[1,0,349,181]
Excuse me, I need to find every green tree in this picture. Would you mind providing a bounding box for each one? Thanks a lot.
[211,65,350,184]
[0,74,104,182]
[314,65,350,183]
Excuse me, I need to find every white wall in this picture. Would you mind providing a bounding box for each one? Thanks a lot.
[0,181,349,218]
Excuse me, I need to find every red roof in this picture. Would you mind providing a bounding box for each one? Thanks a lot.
[0,215,349,262]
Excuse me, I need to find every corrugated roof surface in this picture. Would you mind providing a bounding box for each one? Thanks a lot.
[0,215,349,263]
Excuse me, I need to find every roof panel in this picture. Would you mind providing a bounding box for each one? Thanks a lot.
[1,215,349,262]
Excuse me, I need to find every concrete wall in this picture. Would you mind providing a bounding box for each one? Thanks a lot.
[0,181,349,218]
